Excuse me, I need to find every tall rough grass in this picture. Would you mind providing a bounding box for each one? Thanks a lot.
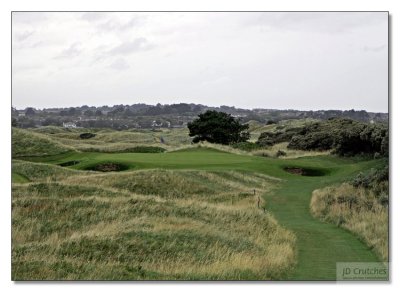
[12,128,74,157]
[30,127,192,153]
[310,183,388,261]
[252,142,330,159]
[12,161,296,280]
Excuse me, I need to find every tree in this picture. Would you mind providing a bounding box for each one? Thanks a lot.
[187,110,250,144]
[25,107,36,116]
[84,110,94,117]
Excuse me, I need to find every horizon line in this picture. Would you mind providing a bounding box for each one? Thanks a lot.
[11,103,389,114]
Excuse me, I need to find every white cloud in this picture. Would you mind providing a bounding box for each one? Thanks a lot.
[108,58,130,70]
[54,42,82,59]
[108,38,154,56]
[12,12,388,112]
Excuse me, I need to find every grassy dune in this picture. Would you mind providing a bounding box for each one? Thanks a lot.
[12,128,74,157]
[310,183,388,261]
[30,127,192,152]
[20,125,327,159]
[12,161,296,280]
[12,126,388,280]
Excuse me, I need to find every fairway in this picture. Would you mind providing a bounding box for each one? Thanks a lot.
[17,147,385,280]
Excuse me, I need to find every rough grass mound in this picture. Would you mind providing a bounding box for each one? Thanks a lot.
[12,128,74,157]
[12,166,296,280]
[310,183,388,261]
[12,160,90,182]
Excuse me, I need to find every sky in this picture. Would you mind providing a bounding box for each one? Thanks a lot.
[12,12,388,112]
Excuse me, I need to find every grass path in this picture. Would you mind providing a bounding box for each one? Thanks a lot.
[269,178,381,280]
[19,148,386,280]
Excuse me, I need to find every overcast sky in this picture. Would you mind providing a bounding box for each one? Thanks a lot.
[12,12,388,112]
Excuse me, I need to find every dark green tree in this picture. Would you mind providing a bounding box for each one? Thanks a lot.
[25,107,36,116]
[187,110,250,144]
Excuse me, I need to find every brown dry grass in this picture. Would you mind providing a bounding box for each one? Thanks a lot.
[12,161,296,280]
[310,183,388,261]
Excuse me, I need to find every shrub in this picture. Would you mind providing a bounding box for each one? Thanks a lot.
[257,127,302,147]
[287,118,389,157]
[115,146,166,153]
[350,165,389,206]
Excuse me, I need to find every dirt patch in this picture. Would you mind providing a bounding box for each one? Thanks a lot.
[58,160,80,167]
[284,167,327,176]
[86,162,129,172]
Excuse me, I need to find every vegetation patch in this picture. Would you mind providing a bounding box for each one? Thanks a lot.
[12,160,86,181]
[310,182,388,261]
[12,164,296,280]
[115,146,166,153]
[287,118,388,157]
[231,141,261,152]
[85,162,130,172]
[58,160,80,167]
[12,128,74,158]
[283,166,328,176]
[12,172,30,183]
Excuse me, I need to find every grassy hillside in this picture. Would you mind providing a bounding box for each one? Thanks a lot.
[18,125,328,160]
[311,183,388,261]
[12,128,74,158]
[12,127,388,280]
[31,127,192,152]
[12,161,295,280]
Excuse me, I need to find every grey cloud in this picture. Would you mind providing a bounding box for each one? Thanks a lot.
[81,12,107,22]
[14,31,34,42]
[55,42,82,59]
[13,64,43,75]
[249,12,387,34]
[363,44,386,53]
[108,38,154,56]
[108,58,130,70]
[12,12,48,24]
[14,40,45,51]
[12,12,388,112]
[98,16,144,31]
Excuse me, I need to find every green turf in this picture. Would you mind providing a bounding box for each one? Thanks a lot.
[20,147,386,280]
[12,172,30,183]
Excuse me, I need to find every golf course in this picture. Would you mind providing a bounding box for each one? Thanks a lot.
[11,126,388,280]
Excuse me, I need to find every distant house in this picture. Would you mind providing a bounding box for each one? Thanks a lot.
[152,120,163,128]
[63,122,77,128]
[152,120,171,128]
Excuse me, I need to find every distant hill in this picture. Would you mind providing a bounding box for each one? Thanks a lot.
[11,103,388,130]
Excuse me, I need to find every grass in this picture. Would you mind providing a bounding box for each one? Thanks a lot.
[30,127,191,152]
[252,142,330,159]
[12,162,295,280]
[12,128,74,157]
[310,183,388,262]
[12,127,388,280]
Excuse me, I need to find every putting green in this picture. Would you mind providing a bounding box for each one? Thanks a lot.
[22,147,386,280]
